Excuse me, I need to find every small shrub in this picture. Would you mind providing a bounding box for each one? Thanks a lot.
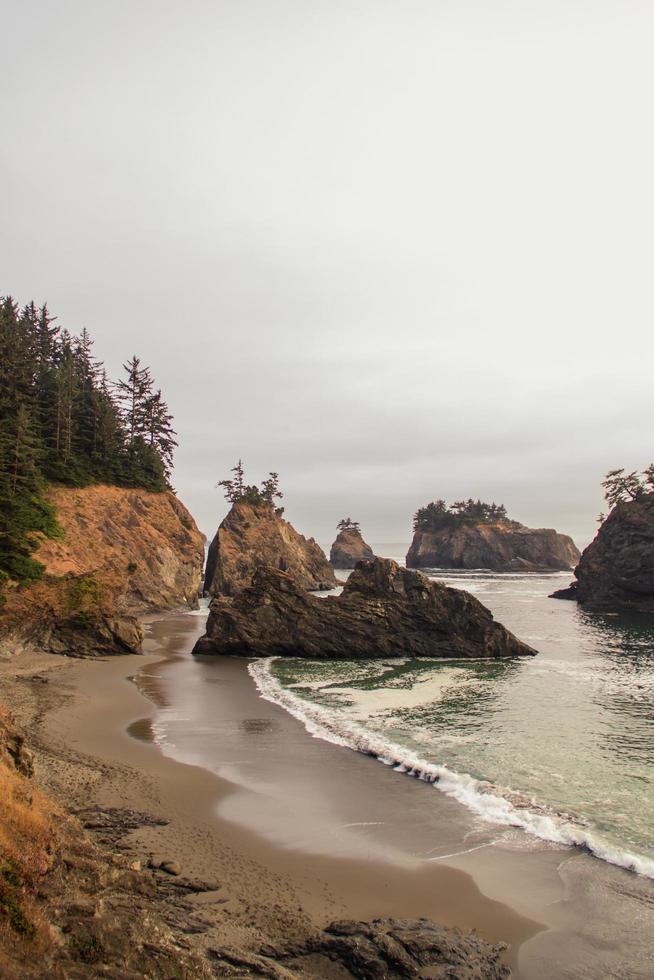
[179,514,192,530]
[126,561,138,574]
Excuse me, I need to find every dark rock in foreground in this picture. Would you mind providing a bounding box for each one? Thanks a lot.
[407,521,580,573]
[330,526,375,568]
[193,557,536,660]
[212,917,510,978]
[551,494,654,612]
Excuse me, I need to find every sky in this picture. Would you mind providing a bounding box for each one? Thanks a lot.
[3,0,653,549]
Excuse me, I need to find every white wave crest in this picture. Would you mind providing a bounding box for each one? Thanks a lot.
[248,658,654,879]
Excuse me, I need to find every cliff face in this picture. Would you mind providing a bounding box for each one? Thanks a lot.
[35,485,204,612]
[329,527,375,569]
[204,500,336,596]
[552,494,654,611]
[406,521,580,572]
[0,485,204,657]
[194,557,536,660]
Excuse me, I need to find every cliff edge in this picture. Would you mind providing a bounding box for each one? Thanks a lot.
[204,499,336,596]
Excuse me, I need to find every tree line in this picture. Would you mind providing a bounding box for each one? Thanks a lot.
[413,498,509,531]
[0,296,177,583]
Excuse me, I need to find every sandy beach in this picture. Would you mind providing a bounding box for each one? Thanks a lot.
[0,608,543,976]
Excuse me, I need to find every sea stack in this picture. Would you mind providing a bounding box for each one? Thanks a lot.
[193,557,536,660]
[204,499,336,596]
[406,498,579,572]
[329,519,375,569]
[551,492,654,612]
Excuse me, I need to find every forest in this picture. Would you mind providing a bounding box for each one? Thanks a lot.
[0,296,176,583]
[413,498,509,532]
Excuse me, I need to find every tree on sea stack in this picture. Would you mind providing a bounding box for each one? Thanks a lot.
[601,467,653,509]
[216,461,284,513]
[337,518,361,533]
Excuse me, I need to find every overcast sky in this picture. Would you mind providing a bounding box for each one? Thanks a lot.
[3,1,653,549]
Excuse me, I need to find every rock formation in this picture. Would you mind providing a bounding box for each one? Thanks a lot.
[550,493,654,612]
[330,526,375,568]
[0,485,205,657]
[194,557,536,660]
[407,521,580,572]
[204,499,336,596]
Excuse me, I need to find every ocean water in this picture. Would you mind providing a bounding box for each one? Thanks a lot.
[250,561,654,879]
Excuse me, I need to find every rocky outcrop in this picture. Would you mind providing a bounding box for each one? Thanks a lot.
[194,557,536,660]
[407,521,580,572]
[204,500,336,596]
[213,918,510,978]
[330,527,375,569]
[35,485,205,612]
[0,485,205,657]
[551,494,654,612]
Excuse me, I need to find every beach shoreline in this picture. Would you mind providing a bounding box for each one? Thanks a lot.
[0,608,543,976]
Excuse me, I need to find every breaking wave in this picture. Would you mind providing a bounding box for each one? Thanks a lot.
[248,657,654,879]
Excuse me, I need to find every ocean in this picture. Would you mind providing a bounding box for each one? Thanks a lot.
[249,553,654,880]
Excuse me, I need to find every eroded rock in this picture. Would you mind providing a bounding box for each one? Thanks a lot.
[407,521,580,573]
[204,500,336,596]
[330,527,375,569]
[551,493,654,612]
[194,557,536,660]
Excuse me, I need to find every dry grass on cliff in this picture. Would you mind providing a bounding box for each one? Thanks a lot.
[0,708,60,954]
[0,568,122,639]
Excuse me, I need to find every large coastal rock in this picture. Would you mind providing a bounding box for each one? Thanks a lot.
[35,485,205,612]
[330,526,375,568]
[194,557,536,659]
[0,485,205,657]
[407,521,580,572]
[204,500,336,596]
[551,494,654,612]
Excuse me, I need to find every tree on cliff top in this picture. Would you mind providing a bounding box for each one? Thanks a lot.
[602,466,654,509]
[0,294,177,584]
[217,462,284,511]
[413,498,509,531]
[337,518,361,533]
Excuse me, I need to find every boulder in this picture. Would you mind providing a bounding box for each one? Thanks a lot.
[551,494,654,612]
[194,557,536,660]
[330,527,375,569]
[407,521,580,572]
[204,500,336,596]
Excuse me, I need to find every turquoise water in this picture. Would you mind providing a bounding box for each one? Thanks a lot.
[254,568,654,877]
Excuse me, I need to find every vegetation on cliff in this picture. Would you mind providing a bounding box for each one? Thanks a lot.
[0,296,177,583]
[216,459,284,513]
[413,498,509,532]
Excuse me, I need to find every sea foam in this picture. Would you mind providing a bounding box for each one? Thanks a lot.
[248,657,654,879]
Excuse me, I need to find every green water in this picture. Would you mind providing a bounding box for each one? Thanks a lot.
[267,570,654,876]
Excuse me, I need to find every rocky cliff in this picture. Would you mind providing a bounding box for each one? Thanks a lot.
[194,557,536,660]
[204,500,336,596]
[551,494,654,612]
[329,527,375,568]
[407,521,580,572]
[0,485,204,657]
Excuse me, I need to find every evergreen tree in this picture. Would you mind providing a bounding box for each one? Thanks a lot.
[0,295,178,581]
